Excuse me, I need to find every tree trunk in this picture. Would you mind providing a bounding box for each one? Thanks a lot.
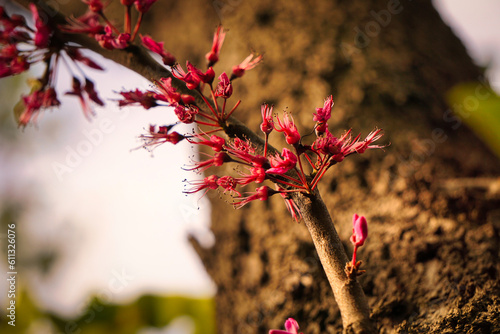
[19,0,500,332]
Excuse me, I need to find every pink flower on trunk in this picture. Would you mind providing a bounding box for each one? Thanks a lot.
[260,104,274,134]
[350,213,368,269]
[187,133,225,152]
[266,148,297,175]
[134,0,158,13]
[205,25,226,66]
[313,95,333,135]
[184,175,219,196]
[231,53,263,79]
[30,4,51,48]
[214,72,232,98]
[351,214,368,247]
[82,0,104,13]
[139,125,185,150]
[269,318,303,334]
[118,89,157,109]
[140,35,176,66]
[172,62,201,90]
[274,111,301,145]
[233,186,274,209]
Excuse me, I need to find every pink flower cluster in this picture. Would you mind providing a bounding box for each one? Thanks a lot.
[62,0,159,49]
[116,26,383,221]
[0,4,106,126]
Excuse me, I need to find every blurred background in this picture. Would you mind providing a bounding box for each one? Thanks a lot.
[0,0,499,333]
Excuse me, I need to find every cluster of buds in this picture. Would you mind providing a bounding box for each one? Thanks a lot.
[1,4,106,126]
[62,0,159,50]
[118,26,383,222]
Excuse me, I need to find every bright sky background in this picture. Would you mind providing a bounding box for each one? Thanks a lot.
[0,1,499,333]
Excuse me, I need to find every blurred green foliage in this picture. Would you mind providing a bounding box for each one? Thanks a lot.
[1,291,216,334]
[447,82,500,158]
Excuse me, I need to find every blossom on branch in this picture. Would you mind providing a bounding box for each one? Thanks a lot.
[140,35,176,66]
[214,72,233,98]
[231,53,263,79]
[269,317,303,334]
[266,148,298,175]
[30,4,51,48]
[233,186,274,209]
[260,104,274,135]
[139,124,185,150]
[135,0,158,13]
[118,89,158,109]
[187,133,225,152]
[313,95,333,135]
[206,25,226,67]
[172,62,201,90]
[274,111,301,145]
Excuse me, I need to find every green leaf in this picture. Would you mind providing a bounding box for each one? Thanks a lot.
[446,82,500,158]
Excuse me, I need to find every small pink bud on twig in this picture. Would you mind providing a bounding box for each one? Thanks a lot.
[346,214,368,279]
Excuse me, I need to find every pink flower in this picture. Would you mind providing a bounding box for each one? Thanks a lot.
[118,89,157,109]
[184,175,219,195]
[231,53,263,79]
[66,48,104,70]
[266,148,297,174]
[313,95,334,123]
[346,128,384,154]
[205,25,226,66]
[174,105,198,124]
[274,111,301,145]
[82,0,104,13]
[30,4,51,48]
[95,26,130,49]
[216,176,241,196]
[140,35,176,66]
[233,186,273,209]
[313,95,333,135]
[277,187,302,222]
[184,152,230,172]
[236,167,266,185]
[260,104,274,134]
[351,214,368,247]
[134,0,158,13]
[214,72,233,98]
[18,90,44,126]
[154,77,181,104]
[349,214,368,269]
[186,62,215,84]
[313,129,342,155]
[269,318,303,334]
[139,125,185,149]
[187,133,225,152]
[60,11,104,36]
[84,79,104,106]
[172,62,201,90]
[65,77,95,120]
[226,139,267,168]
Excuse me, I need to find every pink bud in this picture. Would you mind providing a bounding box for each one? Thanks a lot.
[351,214,368,247]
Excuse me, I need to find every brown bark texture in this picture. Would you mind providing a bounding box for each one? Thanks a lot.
[142,1,500,333]
[17,0,500,333]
